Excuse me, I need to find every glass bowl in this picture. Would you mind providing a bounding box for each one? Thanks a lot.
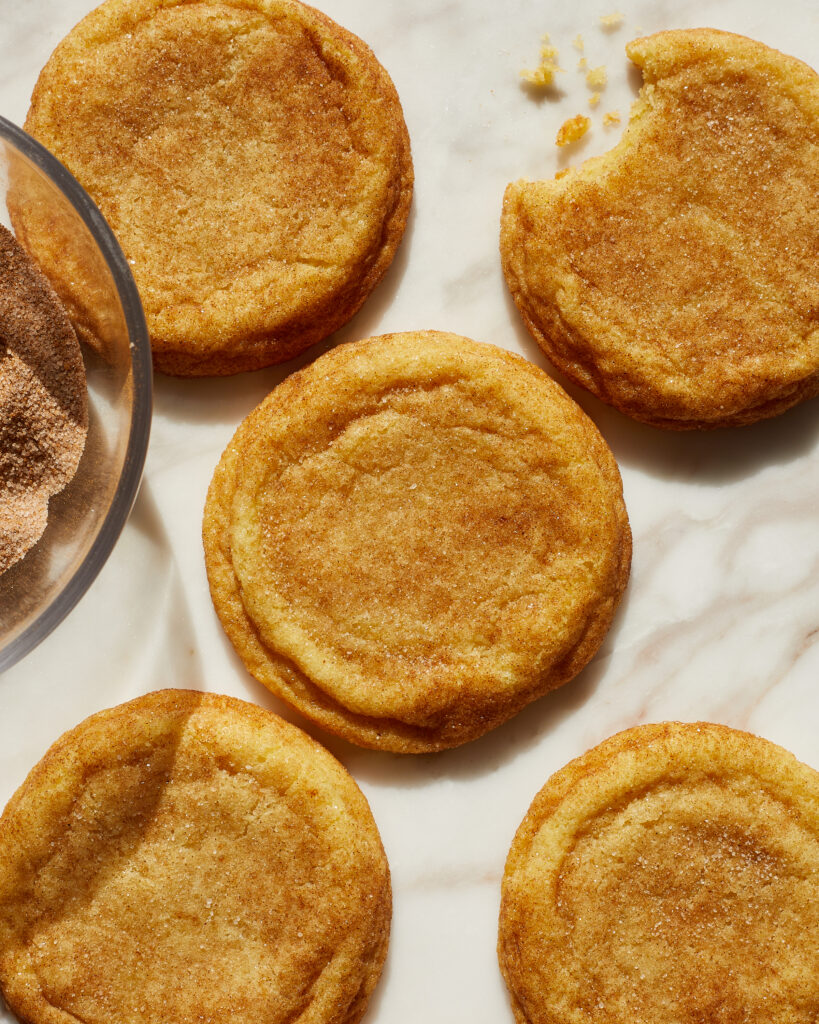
[0,115,152,671]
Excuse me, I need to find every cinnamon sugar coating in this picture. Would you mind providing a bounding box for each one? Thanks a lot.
[203,331,631,752]
[499,722,819,1024]
[0,224,87,575]
[25,0,413,376]
[0,690,390,1024]
[502,29,819,428]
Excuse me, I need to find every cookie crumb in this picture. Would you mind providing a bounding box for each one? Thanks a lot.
[578,56,588,70]
[603,110,621,126]
[599,11,624,29]
[589,91,602,108]
[556,115,591,147]
[573,34,585,52]
[586,65,607,89]
[521,34,562,87]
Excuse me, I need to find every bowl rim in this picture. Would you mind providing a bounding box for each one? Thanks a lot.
[0,114,153,673]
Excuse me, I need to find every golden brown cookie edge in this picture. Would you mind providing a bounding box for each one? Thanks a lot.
[497,720,819,1023]
[24,0,414,378]
[203,331,631,752]
[500,28,819,430]
[0,688,391,1024]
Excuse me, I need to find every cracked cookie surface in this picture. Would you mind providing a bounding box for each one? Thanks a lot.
[25,0,413,375]
[0,690,390,1024]
[502,29,819,429]
[203,331,631,752]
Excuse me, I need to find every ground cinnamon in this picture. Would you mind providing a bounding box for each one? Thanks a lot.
[0,223,87,575]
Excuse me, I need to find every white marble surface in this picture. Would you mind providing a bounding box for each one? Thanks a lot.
[1,0,818,1021]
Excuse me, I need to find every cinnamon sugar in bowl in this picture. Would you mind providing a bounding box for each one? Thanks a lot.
[0,117,151,671]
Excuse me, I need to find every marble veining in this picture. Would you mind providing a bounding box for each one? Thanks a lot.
[1,1,818,1022]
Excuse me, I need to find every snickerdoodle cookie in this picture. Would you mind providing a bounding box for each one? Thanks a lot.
[499,722,819,1024]
[24,0,412,376]
[502,29,819,428]
[0,224,87,575]
[0,690,390,1024]
[203,331,631,752]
